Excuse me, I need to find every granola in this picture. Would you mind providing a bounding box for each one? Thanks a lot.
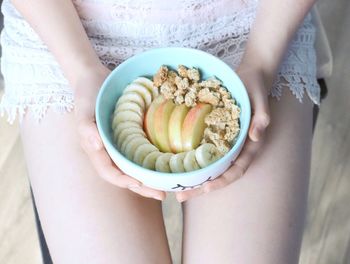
[203,106,240,153]
[198,88,220,106]
[160,81,176,100]
[184,91,197,107]
[174,94,185,105]
[177,65,188,78]
[187,68,200,82]
[153,65,240,154]
[153,65,168,87]
[175,76,190,92]
[200,78,222,89]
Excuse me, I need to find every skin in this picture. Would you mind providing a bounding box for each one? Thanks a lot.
[181,89,314,263]
[11,0,166,200]
[20,110,172,264]
[175,0,317,202]
[11,0,316,262]
[10,0,316,201]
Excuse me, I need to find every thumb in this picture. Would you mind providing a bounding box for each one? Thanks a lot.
[248,88,270,142]
[78,119,104,152]
[75,98,103,152]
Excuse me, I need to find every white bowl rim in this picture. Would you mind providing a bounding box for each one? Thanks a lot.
[96,47,251,177]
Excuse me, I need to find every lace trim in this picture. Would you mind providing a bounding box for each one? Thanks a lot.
[271,75,320,105]
[270,13,320,105]
[0,85,74,124]
[0,0,320,124]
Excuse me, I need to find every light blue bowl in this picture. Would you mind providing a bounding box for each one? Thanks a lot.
[96,47,251,192]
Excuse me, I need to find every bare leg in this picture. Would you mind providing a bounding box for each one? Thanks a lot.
[181,90,313,264]
[20,110,172,264]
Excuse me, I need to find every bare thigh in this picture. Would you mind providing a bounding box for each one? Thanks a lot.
[181,90,314,264]
[20,110,172,264]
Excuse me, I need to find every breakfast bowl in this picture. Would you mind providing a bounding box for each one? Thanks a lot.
[96,47,251,192]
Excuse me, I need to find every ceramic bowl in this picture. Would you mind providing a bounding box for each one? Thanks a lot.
[96,47,251,192]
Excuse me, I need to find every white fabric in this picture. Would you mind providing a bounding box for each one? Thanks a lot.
[0,0,320,124]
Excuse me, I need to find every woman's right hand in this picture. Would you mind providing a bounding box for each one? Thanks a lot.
[73,63,167,201]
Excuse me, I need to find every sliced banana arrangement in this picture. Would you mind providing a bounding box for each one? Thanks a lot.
[169,152,187,173]
[155,153,174,173]
[195,143,223,168]
[111,73,229,173]
[183,150,201,172]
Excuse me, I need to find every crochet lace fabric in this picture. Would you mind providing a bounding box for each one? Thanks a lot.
[0,0,320,124]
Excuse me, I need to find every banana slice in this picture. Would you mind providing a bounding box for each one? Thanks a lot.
[112,121,141,138]
[112,110,143,127]
[116,92,145,110]
[120,134,146,153]
[113,126,143,144]
[123,83,152,108]
[124,137,151,160]
[142,151,163,170]
[133,77,159,99]
[116,126,145,148]
[195,143,223,168]
[114,101,144,117]
[133,144,159,165]
[155,153,174,173]
[183,150,201,172]
[169,152,187,173]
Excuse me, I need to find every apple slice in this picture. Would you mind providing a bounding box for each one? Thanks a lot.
[144,95,166,147]
[154,100,176,152]
[182,103,212,151]
[168,104,190,153]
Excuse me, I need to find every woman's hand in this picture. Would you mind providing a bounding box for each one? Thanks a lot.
[174,0,316,203]
[74,64,167,201]
[175,64,271,203]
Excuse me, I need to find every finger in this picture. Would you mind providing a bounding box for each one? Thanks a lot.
[177,123,265,202]
[187,163,245,195]
[194,139,263,194]
[75,102,128,185]
[76,115,130,186]
[221,139,262,182]
[79,125,140,188]
[176,139,263,202]
[75,110,167,199]
[78,120,104,152]
[176,140,263,202]
[201,163,245,192]
[128,185,167,201]
[236,136,263,165]
[84,141,167,199]
[82,135,167,199]
[74,89,103,148]
[86,145,142,188]
[176,187,204,203]
[248,88,270,142]
[176,180,228,202]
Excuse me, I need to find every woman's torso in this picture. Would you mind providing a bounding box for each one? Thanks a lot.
[1,0,258,67]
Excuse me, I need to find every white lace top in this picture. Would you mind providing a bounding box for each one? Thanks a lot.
[0,0,320,123]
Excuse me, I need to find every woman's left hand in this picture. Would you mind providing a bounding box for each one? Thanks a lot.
[175,64,272,203]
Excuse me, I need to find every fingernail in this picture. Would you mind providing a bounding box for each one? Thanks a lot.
[177,198,185,203]
[128,184,141,189]
[89,136,102,150]
[261,114,270,128]
[202,184,210,193]
[250,126,260,142]
[153,196,163,201]
[128,186,140,192]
